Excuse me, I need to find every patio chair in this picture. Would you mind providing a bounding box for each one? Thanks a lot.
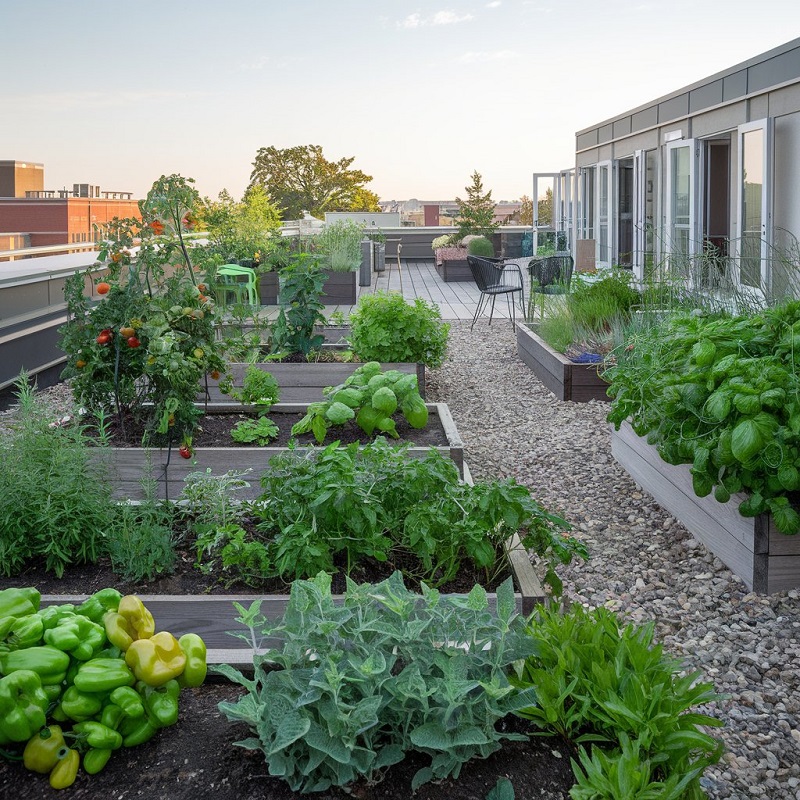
[466,255,526,330]
[528,254,574,319]
[214,264,258,309]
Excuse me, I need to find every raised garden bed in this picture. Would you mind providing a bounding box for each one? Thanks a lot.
[99,402,464,501]
[515,322,610,403]
[200,361,425,404]
[610,420,800,593]
[434,249,471,282]
[259,269,357,305]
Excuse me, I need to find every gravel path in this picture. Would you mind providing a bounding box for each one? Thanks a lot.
[427,321,800,800]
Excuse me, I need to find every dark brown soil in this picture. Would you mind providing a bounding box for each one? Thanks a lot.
[0,683,576,799]
[99,410,449,449]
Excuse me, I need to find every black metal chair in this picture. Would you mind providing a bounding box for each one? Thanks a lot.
[466,255,526,329]
[528,254,574,319]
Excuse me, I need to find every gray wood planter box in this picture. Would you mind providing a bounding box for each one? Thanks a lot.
[515,323,610,403]
[259,270,357,306]
[40,531,545,670]
[611,421,800,593]
[101,402,463,502]
[435,256,471,282]
[201,361,426,404]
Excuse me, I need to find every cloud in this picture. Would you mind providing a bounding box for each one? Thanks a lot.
[458,50,521,63]
[486,1,502,7]
[397,9,474,28]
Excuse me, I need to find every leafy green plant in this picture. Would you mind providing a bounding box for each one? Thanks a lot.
[216,571,538,793]
[314,219,364,272]
[290,362,429,443]
[269,254,327,357]
[467,236,495,257]
[512,604,724,799]
[106,467,177,582]
[569,271,641,330]
[431,234,456,250]
[487,778,515,800]
[230,416,279,445]
[194,438,583,589]
[221,365,280,409]
[606,300,800,533]
[0,374,117,577]
[59,174,228,450]
[349,291,449,367]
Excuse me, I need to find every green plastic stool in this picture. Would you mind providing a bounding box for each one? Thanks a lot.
[214,264,258,308]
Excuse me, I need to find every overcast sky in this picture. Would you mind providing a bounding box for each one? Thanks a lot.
[3,1,798,203]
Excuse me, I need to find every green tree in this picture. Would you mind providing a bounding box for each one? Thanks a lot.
[537,186,553,226]
[519,194,533,226]
[249,144,378,220]
[455,170,498,241]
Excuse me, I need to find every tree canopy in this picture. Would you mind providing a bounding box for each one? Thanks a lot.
[249,145,380,220]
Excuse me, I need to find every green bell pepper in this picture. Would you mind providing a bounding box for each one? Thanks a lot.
[119,714,158,748]
[0,670,49,744]
[41,683,64,704]
[0,613,43,650]
[177,633,207,688]
[100,702,125,731]
[0,645,70,686]
[39,604,76,631]
[125,630,186,687]
[23,724,66,774]
[73,657,135,693]
[43,613,106,661]
[0,587,40,619]
[109,685,144,719]
[83,747,113,775]
[76,588,122,624]
[72,720,123,750]
[49,747,79,789]
[60,684,105,722]
[137,679,180,728]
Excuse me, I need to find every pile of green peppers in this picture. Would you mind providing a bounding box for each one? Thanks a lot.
[0,586,207,789]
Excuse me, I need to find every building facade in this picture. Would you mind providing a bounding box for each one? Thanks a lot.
[548,37,800,300]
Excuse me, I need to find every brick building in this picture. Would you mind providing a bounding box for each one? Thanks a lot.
[0,161,140,248]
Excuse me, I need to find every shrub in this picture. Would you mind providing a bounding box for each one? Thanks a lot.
[569,271,641,330]
[512,604,724,798]
[466,236,495,257]
[314,219,364,272]
[349,291,449,368]
[431,234,456,250]
[217,571,538,793]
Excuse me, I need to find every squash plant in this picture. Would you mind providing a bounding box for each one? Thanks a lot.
[606,301,800,533]
[60,174,227,450]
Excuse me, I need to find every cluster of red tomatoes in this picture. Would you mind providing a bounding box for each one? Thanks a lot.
[95,326,141,349]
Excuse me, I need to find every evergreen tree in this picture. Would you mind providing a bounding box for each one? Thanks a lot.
[455,170,499,241]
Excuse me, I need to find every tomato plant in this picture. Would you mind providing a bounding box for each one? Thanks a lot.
[60,174,228,448]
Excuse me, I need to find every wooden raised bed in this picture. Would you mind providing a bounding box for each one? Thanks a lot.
[515,323,609,403]
[258,269,357,306]
[200,361,426,404]
[101,402,464,501]
[40,534,546,670]
[435,256,471,282]
[611,421,800,593]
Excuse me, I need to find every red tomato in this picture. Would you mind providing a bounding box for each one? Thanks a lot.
[96,333,111,345]
[179,445,192,459]
[127,336,141,348]
[97,282,111,295]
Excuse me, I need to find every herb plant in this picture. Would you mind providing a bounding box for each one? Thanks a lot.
[291,361,428,443]
[230,416,279,445]
[314,219,364,272]
[349,291,450,368]
[0,374,116,577]
[606,301,800,533]
[511,604,724,800]
[216,571,538,793]
[192,439,583,590]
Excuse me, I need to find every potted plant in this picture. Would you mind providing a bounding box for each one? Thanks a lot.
[308,219,365,304]
[605,300,800,592]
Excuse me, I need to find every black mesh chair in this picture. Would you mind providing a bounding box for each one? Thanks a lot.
[466,255,526,329]
[528,254,574,319]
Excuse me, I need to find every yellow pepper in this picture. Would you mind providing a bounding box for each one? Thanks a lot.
[125,631,186,687]
[23,725,65,774]
[103,595,154,651]
[49,747,79,790]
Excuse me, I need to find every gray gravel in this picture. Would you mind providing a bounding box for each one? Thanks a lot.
[428,321,800,800]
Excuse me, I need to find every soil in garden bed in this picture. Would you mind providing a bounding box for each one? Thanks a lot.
[95,410,448,449]
[0,683,577,800]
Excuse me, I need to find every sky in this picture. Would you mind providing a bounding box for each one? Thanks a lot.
[3,1,799,204]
